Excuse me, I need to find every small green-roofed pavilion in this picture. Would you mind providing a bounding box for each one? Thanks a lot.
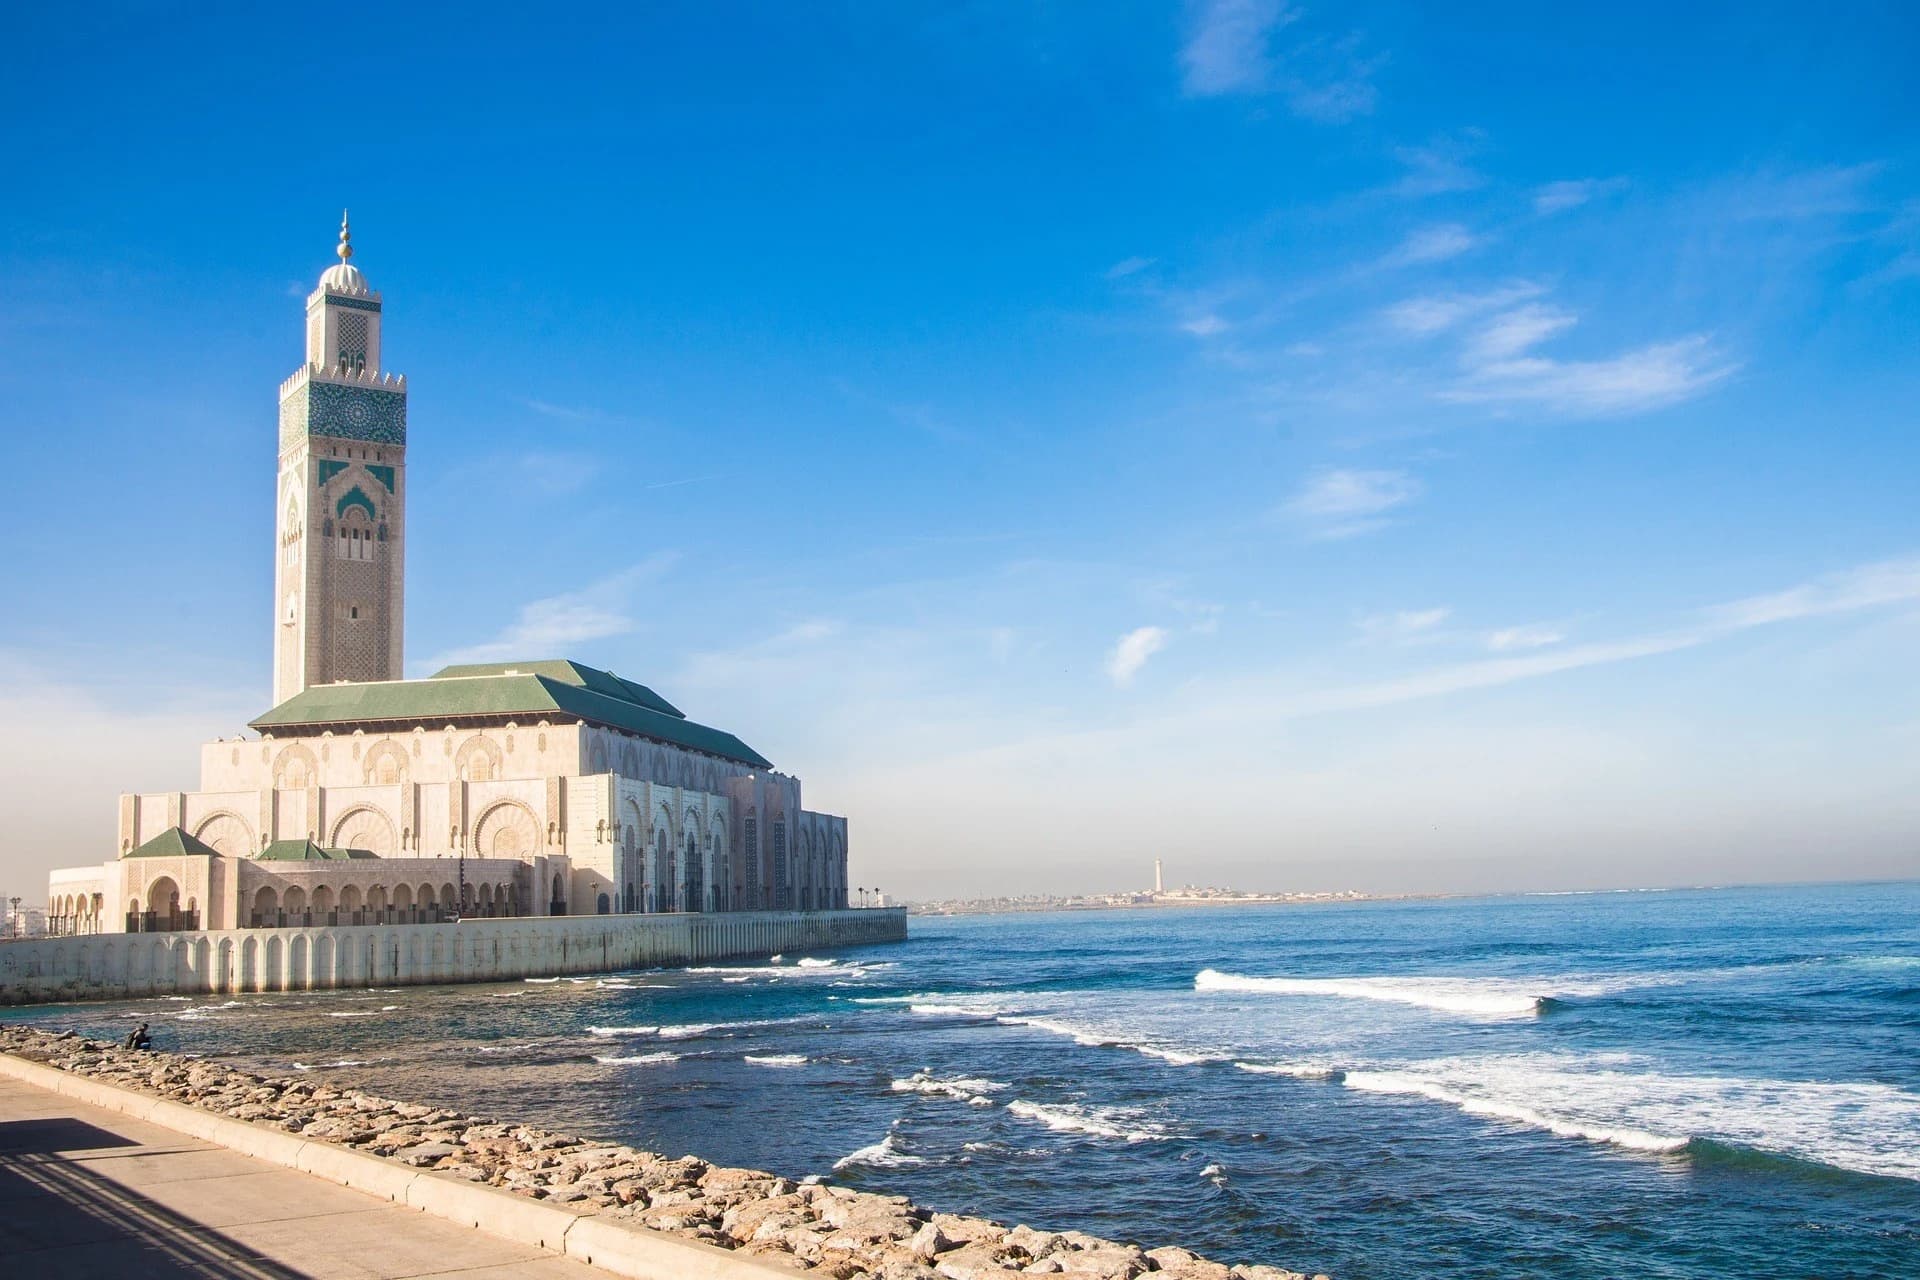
[248,657,772,770]
[257,839,380,862]
[125,828,221,859]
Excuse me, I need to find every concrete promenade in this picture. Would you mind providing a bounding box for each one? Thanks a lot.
[0,906,907,1004]
[0,1071,605,1279]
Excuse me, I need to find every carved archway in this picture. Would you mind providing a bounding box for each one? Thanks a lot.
[472,800,539,859]
[193,811,255,857]
[329,806,397,855]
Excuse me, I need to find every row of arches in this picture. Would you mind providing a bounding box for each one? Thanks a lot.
[14,908,903,1001]
[247,878,517,929]
[47,890,106,937]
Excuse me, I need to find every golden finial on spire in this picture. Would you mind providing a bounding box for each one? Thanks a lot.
[336,209,353,262]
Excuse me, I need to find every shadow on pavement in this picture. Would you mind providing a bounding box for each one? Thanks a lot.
[0,1117,313,1279]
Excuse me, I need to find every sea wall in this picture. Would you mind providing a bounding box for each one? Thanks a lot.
[0,1027,1324,1280]
[0,908,906,1005]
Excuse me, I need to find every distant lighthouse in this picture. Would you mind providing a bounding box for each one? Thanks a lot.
[1154,858,1164,894]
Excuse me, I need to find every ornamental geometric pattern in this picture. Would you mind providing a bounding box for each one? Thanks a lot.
[280,382,408,447]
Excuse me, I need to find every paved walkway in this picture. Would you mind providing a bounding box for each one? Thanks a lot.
[0,1073,606,1279]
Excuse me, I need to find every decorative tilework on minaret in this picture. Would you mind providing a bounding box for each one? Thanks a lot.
[272,213,408,706]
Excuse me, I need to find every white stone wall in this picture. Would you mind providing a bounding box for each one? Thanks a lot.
[0,909,908,1005]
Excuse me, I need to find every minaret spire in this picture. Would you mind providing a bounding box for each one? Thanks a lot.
[337,209,353,262]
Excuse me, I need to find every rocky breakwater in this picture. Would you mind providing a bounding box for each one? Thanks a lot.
[0,1026,1326,1280]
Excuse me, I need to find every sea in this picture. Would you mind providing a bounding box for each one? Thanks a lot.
[7,881,1919,1279]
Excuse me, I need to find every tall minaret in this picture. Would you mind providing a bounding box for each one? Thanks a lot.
[271,213,408,706]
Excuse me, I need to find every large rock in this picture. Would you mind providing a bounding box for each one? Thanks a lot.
[933,1244,1016,1280]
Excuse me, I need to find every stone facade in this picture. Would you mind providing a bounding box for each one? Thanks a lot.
[46,219,851,934]
[274,214,406,705]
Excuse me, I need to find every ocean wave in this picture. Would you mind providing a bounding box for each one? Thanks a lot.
[290,1059,374,1071]
[833,1131,926,1170]
[1339,1053,1920,1179]
[744,1054,809,1067]
[660,1016,809,1040]
[594,1052,681,1065]
[1005,1100,1175,1143]
[586,1025,661,1037]
[891,1071,1009,1103]
[1136,1044,1220,1066]
[995,1014,1113,1046]
[1194,968,1651,1016]
[326,1005,399,1018]
[1344,1069,1687,1152]
[1234,1060,1344,1081]
[795,957,836,968]
[173,1000,251,1021]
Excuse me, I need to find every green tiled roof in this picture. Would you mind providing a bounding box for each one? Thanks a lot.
[126,828,221,859]
[257,840,379,862]
[249,658,771,769]
[428,660,684,719]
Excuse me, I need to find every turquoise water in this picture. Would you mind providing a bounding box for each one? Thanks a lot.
[11,882,1920,1278]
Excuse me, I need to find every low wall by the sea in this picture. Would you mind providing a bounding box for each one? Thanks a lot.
[0,908,906,1006]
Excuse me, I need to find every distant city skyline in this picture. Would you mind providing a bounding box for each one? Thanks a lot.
[2,3,1917,899]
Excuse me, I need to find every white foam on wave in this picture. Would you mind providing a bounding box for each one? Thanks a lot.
[1137,1044,1219,1066]
[595,1051,681,1065]
[795,957,836,968]
[1345,1069,1687,1152]
[745,1054,808,1067]
[587,1025,661,1037]
[1005,1100,1175,1143]
[290,1059,373,1071]
[1341,1053,1920,1179]
[833,1131,926,1170]
[891,1071,1009,1103]
[1234,1059,1343,1081]
[995,1014,1113,1046]
[326,1005,399,1018]
[524,977,560,984]
[173,1000,251,1021]
[1193,967,1655,1017]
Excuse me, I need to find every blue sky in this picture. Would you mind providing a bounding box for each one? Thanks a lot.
[2,2,1917,898]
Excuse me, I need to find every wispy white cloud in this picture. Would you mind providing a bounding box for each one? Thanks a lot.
[1282,467,1422,540]
[1703,556,1920,629]
[1180,0,1296,96]
[1719,163,1882,222]
[1107,626,1169,687]
[1486,623,1566,651]
[1464,303,1579,362]
[1106,256,1155,280]
[1358,607,1451,644]
[1381,282,1545,335]
[1444,329,1736,417]
[421,555,678,669]
[1382,223,1483,267]
[1179,1,1379,121]
[1392,137,1485,197]
[1181,313,1229,337]
[1532,178,1625,215]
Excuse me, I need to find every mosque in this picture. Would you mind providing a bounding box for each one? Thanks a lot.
[45,218,848,936]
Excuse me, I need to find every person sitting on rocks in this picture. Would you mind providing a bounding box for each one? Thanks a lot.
[124,1022,152,1051]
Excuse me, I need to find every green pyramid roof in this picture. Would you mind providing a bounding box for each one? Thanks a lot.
[248,658,771,769]
[257,840,380,862]
[126,828,221,859]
